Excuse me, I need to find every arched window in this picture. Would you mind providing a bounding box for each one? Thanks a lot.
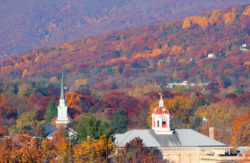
[162,116,167,127]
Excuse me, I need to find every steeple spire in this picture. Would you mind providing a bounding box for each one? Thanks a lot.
[159,93,164,107]
[56,72,69,128]
[60,72,65,100]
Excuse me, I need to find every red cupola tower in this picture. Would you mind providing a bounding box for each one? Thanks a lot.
[152,93,173,134]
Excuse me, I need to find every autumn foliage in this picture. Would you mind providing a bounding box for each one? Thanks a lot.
[0,5,249,157]
[115,137,163,163]
[0,131,116,162]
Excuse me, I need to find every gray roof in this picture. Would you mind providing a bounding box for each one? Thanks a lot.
[114,129,227,147]
[41,124,59,137]
[30,124,59,138]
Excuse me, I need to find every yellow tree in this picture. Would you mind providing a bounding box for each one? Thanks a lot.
[39,138,57,161]
[165,96,192,128]
[230,109,250,146]
[74,135,116,163]
[15,134,42,162]
[65,92,81,112]
[223,8,236,24]
[49,76,58,83]
[143,84,161,95]
[16,112,37,133]
[208,9,222,25]
[74,137,94,162]
[22,69,28,78]
[53,129,74,162]
[195,103,236,128]
[171,45,184,55]
[75,79,88,89]
[195,103,238,144]
[232,120,250,146]
[0,138,18,162]
[18,83,32,96]
[242,6,250,16]
[0,135,57,162]
[182,17,191,29]
[172,69,178,79]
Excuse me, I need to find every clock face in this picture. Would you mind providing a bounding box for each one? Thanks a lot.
[163,117,166,121]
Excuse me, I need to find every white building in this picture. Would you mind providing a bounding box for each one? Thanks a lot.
[240,44,248,52]
[207,53,216,59]
[114,95,231,162]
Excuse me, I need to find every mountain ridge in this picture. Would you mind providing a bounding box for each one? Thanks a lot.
[0,4,249,92]
[0,0,248,59]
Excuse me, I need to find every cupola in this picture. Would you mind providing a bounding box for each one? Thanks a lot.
[152,93,173,134]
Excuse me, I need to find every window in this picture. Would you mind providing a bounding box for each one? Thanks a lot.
[157,120,159,127]
[162,121,166,127]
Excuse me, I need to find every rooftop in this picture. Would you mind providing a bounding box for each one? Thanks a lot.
[114,129,227,148]
[153,107,170,115]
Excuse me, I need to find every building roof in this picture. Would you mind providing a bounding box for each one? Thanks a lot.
[41,124,59,137]
[153,107,170,115]
[30,124,59,138]
[114,129,227,147]
[153,93,170,115]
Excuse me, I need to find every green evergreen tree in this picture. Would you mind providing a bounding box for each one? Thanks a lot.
[44,101,57,123]
[111,109,128,133]
[72,115,111,141]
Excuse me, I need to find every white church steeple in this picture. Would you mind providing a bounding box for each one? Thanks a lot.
[56,72,69,128]
[152,93,173,134]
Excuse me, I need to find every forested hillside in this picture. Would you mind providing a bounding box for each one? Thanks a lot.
[0,5,249,147]
[0,0,248,58]
[1,4,249,89]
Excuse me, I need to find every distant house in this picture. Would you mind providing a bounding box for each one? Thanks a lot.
[240,44,248,52]
[166,81,188,88]
[207,53,216,59]
[114,94,231,162]
[166,81,210,89]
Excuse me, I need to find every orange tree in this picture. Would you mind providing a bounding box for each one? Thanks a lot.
[230,109,250,146]
[73,135,116,162]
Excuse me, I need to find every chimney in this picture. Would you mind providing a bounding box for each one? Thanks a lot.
[209,127,214,139]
